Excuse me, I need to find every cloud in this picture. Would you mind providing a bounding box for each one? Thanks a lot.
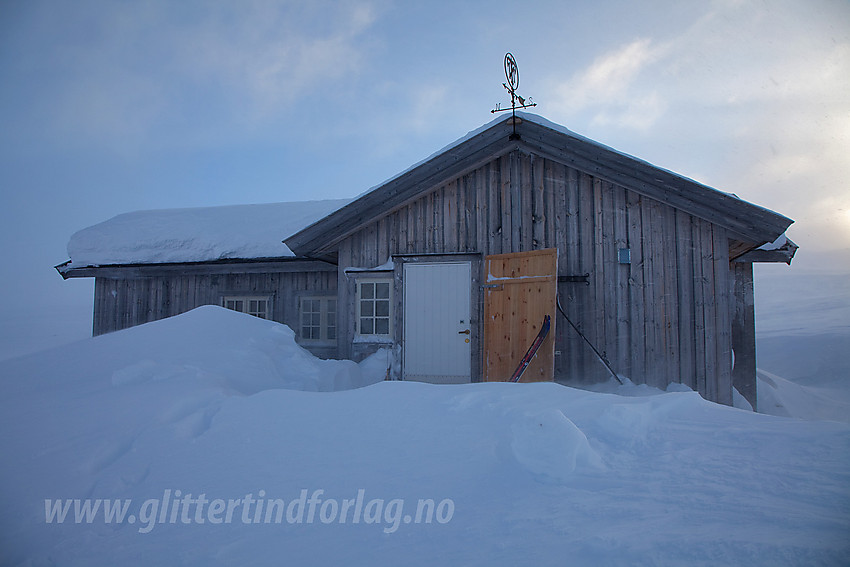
[549,38,666,130]
[555,38,661,109]
[176,1,379,115]
[9,1,381,151]
[589,92,666,131]
[405,85,451,132]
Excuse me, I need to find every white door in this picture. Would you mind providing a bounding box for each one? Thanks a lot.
[403,262,472,383]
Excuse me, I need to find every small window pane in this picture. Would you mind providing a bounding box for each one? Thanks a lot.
[361,283,375,299]
[361,300,374,316]
[360,318,374,335]
[375,318,389,335]
[376,282,390,299]
[375,300,389,317]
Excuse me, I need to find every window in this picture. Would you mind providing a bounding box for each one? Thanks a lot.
[300,296,336,343]
[222,296,270,319]
[357,280,392,338]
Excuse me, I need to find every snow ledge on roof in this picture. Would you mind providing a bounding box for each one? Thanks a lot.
[64,199,351,268]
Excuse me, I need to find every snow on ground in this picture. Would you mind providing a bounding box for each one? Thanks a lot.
[0,303,92,362]
[753,267,850,421]
[62,198,351,269]
[755,271,850,338]
[757,369,850,423]
[1,307,848,566]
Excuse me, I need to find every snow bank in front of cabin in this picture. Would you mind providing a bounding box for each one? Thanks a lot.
[65,199,351,267]
[1,307,849,566]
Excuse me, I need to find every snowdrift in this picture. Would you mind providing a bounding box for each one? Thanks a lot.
[64,199,351,268]
[757,369,850,422]
[1,307,848,566]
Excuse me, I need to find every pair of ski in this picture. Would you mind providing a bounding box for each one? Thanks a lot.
[508,314,551,383]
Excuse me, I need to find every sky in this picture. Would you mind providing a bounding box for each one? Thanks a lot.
[1,0,849,355]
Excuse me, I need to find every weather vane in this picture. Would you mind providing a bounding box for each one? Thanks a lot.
[492,52,536,139]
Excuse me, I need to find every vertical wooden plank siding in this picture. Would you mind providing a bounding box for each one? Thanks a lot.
[676,210,696,391]
[691,219,708,397]
[509,152,522,253]
[662,205,680,387]
[640,197,659,386]
[699,220,717,400]
[487,162,501,256]
[593,179,607,364]
[626,191,646,385]
[612,186,631,379]
[712,226,734,405]
[731,261,757,409]
[464,173,476,252]
[530,156,542,250]
[551,162,569,377]
[563,166,582,380]
[578,173,596,367]
[600,181,618,374]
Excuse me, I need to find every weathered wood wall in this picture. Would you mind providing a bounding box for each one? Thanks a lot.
[92,269,337,357]
[337,148,734,403]
[731,261,757,408]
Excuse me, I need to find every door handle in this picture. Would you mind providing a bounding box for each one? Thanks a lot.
[458,329,471,335]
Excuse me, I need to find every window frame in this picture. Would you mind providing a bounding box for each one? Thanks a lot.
[221,295,272,320]
[355,278,393,342]
[298,295,337,345]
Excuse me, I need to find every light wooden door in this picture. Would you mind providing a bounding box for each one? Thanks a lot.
[483,249,557,382]
[403,262,472,383]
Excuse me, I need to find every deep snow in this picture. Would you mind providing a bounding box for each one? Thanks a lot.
[63,198,351,269]
[1,306,848,566]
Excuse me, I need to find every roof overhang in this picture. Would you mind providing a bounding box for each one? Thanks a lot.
[734,236,798,265]
[55,256,336,280]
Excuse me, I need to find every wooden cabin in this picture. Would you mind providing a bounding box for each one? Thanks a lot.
[57,113,797,407]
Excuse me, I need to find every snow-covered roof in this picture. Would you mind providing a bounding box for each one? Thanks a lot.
[63,199,351,269]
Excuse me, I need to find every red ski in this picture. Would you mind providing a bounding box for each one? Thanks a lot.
[509,315,551,383]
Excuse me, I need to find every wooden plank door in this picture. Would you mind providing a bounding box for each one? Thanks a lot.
[483,249,557,382]
[403,262,472,383]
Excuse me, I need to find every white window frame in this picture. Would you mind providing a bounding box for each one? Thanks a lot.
[299,295,337,344]
[355,278,393,341]
[221,295,272,319]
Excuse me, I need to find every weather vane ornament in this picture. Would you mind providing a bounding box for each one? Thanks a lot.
[492,52,537,139]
